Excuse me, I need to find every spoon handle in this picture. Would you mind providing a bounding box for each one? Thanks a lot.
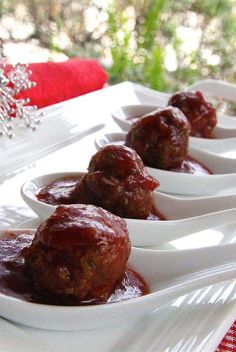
[127,208,236,246]
[214,125,236,138]
[190,137,236,154]
[176,207,236,235]
[151,167,236,196]
[153,243,236,282]
[155,193,236,220]
[189,146,236,173]
[132,242,236,284]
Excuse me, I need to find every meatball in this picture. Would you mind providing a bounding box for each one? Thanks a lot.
[71,145,159,219]
[125,106,191,170]
[26,204,131,304]
[168,90,217,138]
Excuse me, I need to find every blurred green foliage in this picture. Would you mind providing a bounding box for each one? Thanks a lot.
[1,0,236,93]
[107,0,167,90]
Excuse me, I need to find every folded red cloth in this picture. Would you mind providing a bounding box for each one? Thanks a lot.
[216,320,236,351]
[12,59,108,108]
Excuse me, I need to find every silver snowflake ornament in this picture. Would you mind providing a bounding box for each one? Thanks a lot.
[0,39,42,138]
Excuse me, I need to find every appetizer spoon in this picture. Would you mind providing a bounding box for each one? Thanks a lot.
[95,132,236,196]
[0,228,236,331]
[21,172,236,247]
[111,104,236,150]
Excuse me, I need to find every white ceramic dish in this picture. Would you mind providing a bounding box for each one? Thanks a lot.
[95,132,236,195]
[21,172,236,247]
[1,227,236,331]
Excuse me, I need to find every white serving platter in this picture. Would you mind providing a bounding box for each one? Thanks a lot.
[0,82,236,351]
[0,99,105,182]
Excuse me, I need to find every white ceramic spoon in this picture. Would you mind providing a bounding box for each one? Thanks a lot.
[21,172,236,247]
[95,132,236,196]
[111,104,236,149]
[0,228,236,331]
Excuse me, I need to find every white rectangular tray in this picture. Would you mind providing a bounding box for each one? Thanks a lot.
[0,82,236,351]
[0,82,159,182]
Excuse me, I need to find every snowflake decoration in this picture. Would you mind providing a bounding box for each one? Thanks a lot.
[0,39,41,138]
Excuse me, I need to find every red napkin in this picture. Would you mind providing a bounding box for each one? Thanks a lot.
[216,320,236,351]
[12,59,108,108]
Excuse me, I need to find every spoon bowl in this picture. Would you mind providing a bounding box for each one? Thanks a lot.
[0,228,236,331]
[21,172,236,246]
[95,132,236,196]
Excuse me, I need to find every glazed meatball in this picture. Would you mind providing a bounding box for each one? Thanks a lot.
[168,90,217,138]
[26,204,131,304]
[125,106,191,170]
[71,145,159,219]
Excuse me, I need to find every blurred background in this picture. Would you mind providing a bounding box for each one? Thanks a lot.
[1,0,236,95]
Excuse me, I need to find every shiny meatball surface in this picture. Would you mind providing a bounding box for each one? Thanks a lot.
[168,90,217,138]
[71,145,159,219]
[26,204,131,304]
[125,106,190,170]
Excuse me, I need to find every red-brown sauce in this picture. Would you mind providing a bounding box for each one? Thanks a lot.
[36,176,166,220]
[36,176,79,206]
[168,156,212,175]
[0,230,149,305]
